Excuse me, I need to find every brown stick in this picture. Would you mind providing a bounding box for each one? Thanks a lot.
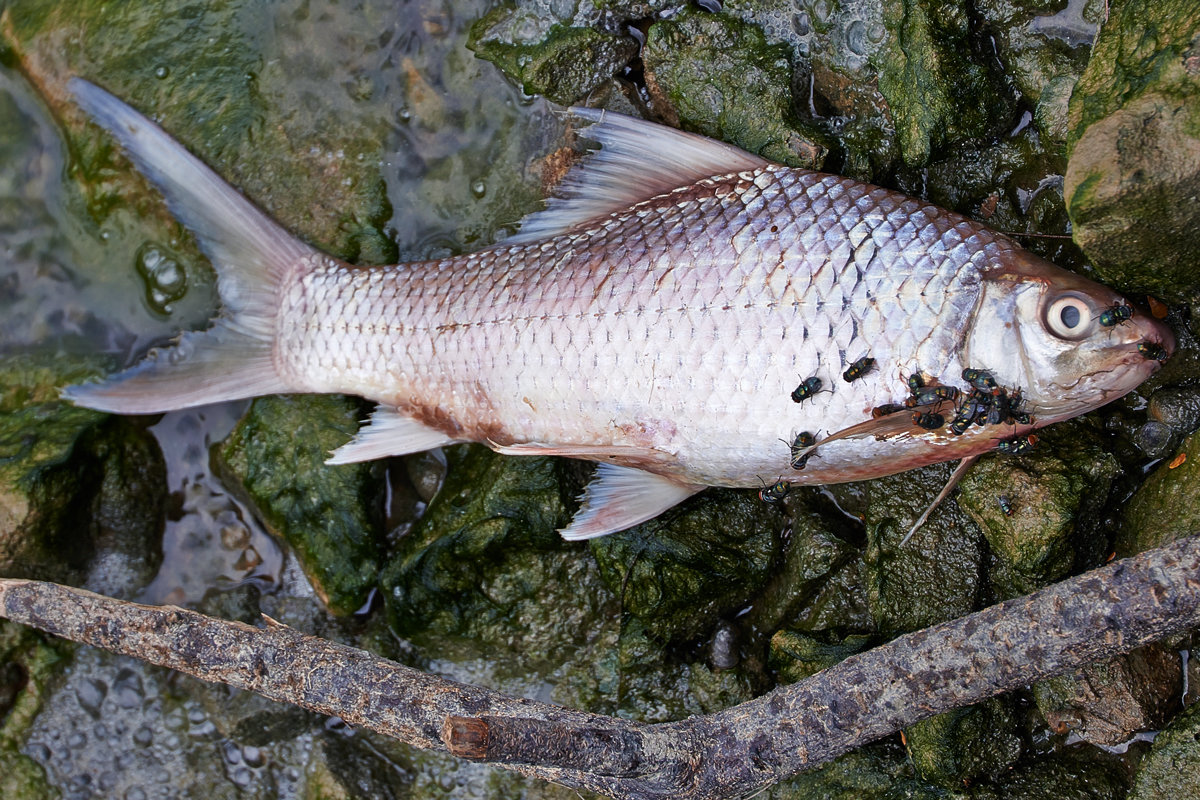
[2,535,1199,799]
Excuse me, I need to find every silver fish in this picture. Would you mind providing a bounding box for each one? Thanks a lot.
[63,79,1174,540]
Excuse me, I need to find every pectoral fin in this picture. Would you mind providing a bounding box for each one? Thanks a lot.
[559,464,702,541]
[900,455,980,545]
[326,406,458,464]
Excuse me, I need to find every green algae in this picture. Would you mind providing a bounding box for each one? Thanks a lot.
[1118,427,1200,556]
[0,354,165,587]
[1129,698,1200,800]
[380,446,589,649]
[0,620,71,800]
[958,430,1119,599]
[1064,0,1200,298]
[904,699,1022,788]
[215,395,384,617]
[470,17,638,106]
[589,487,781,642]
[875,0,1012,167]
[640,8,828,168]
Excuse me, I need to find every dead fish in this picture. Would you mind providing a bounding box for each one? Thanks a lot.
[62,79,1175,540]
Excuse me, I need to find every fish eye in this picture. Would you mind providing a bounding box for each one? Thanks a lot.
[1044,294,1095,340]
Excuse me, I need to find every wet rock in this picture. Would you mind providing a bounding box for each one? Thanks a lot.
[772,742,933,799]
[831,461,985,635]
[379,446,620,669]
[874,0,1014,167]
[957,430,1119,599]
[974,0,1097,144]
[1147,386,1200,434]
[641,8,827,168]
[304,731,412,800]
[608,616,755,721]
[0,620,70,800]
[589,487,780,642]
[1129,696,1200,799]
[744,493,868,638]
[1064,0,1200,300]
[969,750,1129,800]
[1133,420,1176,459]
[0,355,164,592]
[1119,427,1200,556]
[1034,644,1183,747]
[470,14,638,106]
[769,630,873,685]
[904,698,1022,788]
[215,394,385,616]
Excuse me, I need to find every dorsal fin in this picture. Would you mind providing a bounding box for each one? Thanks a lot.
[506,108,771,244]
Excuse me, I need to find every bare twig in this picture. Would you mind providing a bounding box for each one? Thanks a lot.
[2,535,1199,799]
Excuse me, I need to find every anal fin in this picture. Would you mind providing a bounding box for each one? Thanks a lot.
[326,406,458,464]
[559,463,702,541]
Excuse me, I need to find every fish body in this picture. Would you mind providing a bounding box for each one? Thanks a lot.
[63,79,1174,539]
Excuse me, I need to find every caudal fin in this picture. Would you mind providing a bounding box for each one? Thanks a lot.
[62,78,313,413]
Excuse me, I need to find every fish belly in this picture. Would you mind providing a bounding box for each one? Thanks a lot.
[278,166,1019,486]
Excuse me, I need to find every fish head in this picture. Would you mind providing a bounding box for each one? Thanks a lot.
[962,249,1174,422]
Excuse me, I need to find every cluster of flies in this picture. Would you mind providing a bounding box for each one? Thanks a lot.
[760,302,1150,507]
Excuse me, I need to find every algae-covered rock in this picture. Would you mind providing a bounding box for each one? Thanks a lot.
[975,0,1098,145]
[1064,0,1200,300]
[0,354,166,588]
[215,394,385,616]
[1034,644,1182,746]
[969,751,1129,800]
[769,630,873,684]
[470,14,638,106]
[641,8,827,168]
[0,620,70,800]
[3,1,397,265]
[1119,426,1200,556]
[379,446,600,652]
[904,698,1022,788]
[304,731,413,800]
[875,0,1013,167]
[1129,696,1200,799]
[588,488,781,642]
[957,430,1119,599]
[772,742,931,799]
[835,462,985,635]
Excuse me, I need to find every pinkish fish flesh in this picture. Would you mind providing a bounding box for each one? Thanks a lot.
[63,79,1174,539]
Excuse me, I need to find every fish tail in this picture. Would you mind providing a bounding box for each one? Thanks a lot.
[63,78,312,413]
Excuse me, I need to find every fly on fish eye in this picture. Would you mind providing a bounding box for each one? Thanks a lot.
[790,376,823,403]
[907,373,925,394]
[842,357,875,383]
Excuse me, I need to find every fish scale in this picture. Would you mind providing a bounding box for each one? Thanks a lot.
[278,165,999,486]
[64,81,1172,538]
